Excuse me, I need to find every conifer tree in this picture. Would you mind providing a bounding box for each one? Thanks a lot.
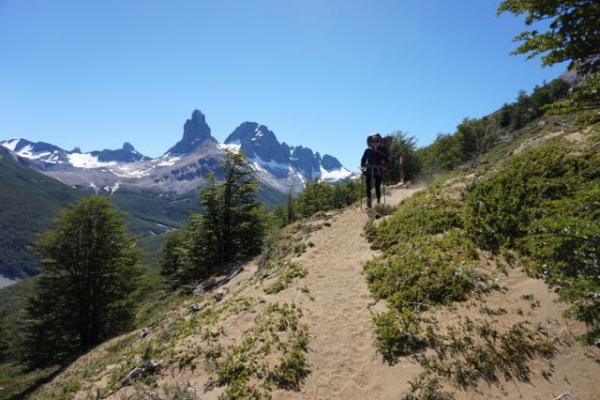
[22,196,142,366]
[296,179,333,218]
[164,151,266,283]
[284,189,296,226]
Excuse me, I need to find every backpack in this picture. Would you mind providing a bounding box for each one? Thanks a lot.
[366,134,392,162]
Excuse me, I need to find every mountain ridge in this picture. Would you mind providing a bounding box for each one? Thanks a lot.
[0,110,353,196]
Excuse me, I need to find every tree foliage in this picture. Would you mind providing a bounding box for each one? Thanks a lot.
[497,0,600,75]
[415,79,571,176]
[465,139,600,343]
[22,196,143,367]
[161,152,267,285]
[385,131,421,184]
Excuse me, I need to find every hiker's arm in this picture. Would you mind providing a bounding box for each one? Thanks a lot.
[361,149,369,167]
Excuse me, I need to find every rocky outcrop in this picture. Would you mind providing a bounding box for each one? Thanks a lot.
[164,110,217,156]
[91,142,150,163]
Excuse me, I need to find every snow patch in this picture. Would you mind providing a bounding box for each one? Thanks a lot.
[250,156,290,171]
[68,153,117,169]
[104,181,121,194]
[156,156,181,167]
[318,166,354,181]
[113,165,154,178]
[218,142,241,153]
[1,139,20,152]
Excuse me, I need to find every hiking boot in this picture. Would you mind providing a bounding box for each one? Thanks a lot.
[367,198,372,208]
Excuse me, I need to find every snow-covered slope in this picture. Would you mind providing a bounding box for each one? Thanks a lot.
[0,110,354,196]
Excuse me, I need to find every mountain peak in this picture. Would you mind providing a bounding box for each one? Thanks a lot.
[165,109,215,156]
[122,142,135,152]
[224,122,286,163]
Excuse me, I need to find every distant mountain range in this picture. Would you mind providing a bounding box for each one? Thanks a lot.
[1,110,353,195]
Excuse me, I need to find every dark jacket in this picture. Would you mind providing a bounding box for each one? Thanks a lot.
[361,147,388,176]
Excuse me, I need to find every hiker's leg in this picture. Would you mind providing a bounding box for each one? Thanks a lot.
[365,173,373,208]
[375,175,382,202]
[365,173,373,199]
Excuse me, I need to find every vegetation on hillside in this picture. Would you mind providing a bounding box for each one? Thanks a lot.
[0,150,84,279]
[467,138,600,344]
[415,78,572,179]
[22,196,144,367]
[161,152,268,288]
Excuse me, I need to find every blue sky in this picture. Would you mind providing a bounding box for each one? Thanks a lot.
[0,0,566,171]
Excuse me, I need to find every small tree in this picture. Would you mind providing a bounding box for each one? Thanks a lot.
[160,230,186,287]
[163,151,267,283]
[22,196,142,366]
[296,179,333,218]
[386,131,421,184]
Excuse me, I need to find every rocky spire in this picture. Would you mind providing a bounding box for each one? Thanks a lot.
[165,110,216,156]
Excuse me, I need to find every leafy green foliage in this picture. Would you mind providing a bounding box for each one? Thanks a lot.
[372,308,425,361]
[161,152,267,286]
[402,374,454,400]
[547,73,600,119]
[21,196,143,367]
[415,79,571,177]
[501,80,571,131]
[465,138,600,343]
[216,303,309,399]
[497,0,600,75]
[384,131,422,184]
[465,139,597,249]
[365,182,496,366]
[264,262,308,295]
[365,231,485,311]
[419,319,556,388]
[368,189,464,250]
[272,179,360,228]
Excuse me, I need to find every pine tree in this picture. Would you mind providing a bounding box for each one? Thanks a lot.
[296,179,333,218]
[22,196,142,366]
[160,230,186,287]
[284,189,296,226]
[386,131,421,184]
[164,151,267,283]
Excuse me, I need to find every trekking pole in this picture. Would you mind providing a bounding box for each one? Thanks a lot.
[370,164,374,208]
[399,150,405,187]
[383,168,386,204]
[360,166,363,210]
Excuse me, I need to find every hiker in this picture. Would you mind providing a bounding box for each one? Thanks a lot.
[361,133,388,208]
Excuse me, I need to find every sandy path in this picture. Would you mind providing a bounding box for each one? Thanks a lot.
[273,187,422,400]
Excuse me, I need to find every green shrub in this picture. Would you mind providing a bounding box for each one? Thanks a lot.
[465,138,600,343]
[420,319,556,388]
[372,308,425,361]
[364,230,484,309]
[465,139,596,250]
[264,263,308,295]
[369,190,464,250]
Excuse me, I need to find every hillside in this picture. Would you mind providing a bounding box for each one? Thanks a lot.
[21,118,600,400]
[0,147,84,279]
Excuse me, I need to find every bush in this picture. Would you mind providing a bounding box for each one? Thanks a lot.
[365,230,483,309]
[368,189,464,250]
[372,308,425,361]
[465,138,600,343]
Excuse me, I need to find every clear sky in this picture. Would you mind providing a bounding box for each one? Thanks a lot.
[0,0,566,171]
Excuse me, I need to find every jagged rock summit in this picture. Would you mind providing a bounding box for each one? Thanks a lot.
[91,142,150,163]
[224,121,352,182]
[225,122,289,165]
[0,109,354,195]
[164,109,216,156]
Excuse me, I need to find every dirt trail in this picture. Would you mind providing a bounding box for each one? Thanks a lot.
[273,187,422,400]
